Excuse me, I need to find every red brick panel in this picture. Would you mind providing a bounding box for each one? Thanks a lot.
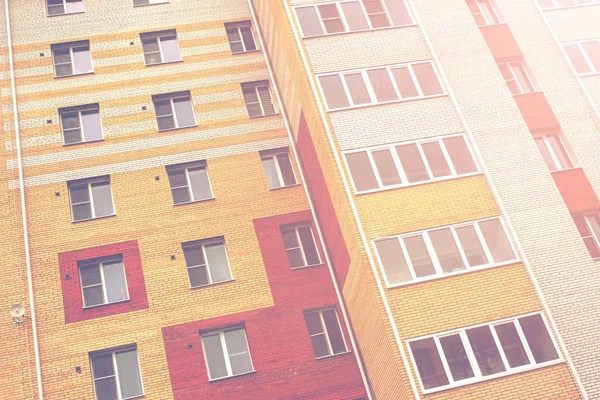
[513,92,561,132]
[480,24,522,59]
[58,240,148,324]
[553,168,600,213]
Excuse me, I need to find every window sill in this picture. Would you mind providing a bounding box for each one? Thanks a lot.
[47,11,86,17]
[231,49,262,55]
[134,2,169,6]
[209,370,256,383]
[55,71,94,79]
[249,113,279,119]
[315,351,351,361]
[72,214,116,224]
[542,3,600,11]
[158,124,198,133]
[385,259,521,289]
[173,197,215,207]
[354,172,483,196]
[145,59,183,67]
[190,279,233,290]
[268,183,301,191]
[63,138,104,147]
[291,263,326,270]
[549,166,581,175]
[82,298,130,310]
[578,71,600,78]
[301,23,418,40]
[512,90,543,97]
[478,22,508,28]
[327,93,448,113]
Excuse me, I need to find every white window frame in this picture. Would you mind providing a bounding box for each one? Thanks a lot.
[79,256,129,308]
[68,178,116,222]
[498,61,537,95]
[317,61,445,111]
[140,31,182,65]
[261,151,297,189]
[294,0,415,38]
[305,308,348,359]
[534,132,574,172]
[225,21,259,54]
[153,94,197,131]
[242,84,277,117]
[467,0,503,26]
[281,223,322,269]
[133,0,168,6]
[91,347,145,400]
[574,213,600,259]
[373,217,518,288]
[166,163,214,205]
[52,42,94,78]
[59,105,104,145]
[407,312,562,394]
[201,327,255,381]
[563,39,600,76]
[343,133,480,194]
[46,0,84,16]
[182,239,233,288]
[540,0,599,10]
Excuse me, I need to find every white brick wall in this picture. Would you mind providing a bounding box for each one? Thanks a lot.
[544,5,600,42]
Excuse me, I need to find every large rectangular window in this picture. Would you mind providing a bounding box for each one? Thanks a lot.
[241,81,276,118]
[466,0,503,26]
[260,149,297,189]
[140,30,182,65]
[79,256,128,308]
[304,308,347,358]
[318,61,444,110]
[497,60,537,95]
[90,347,144,400]
[408,313,560,393]
[344,134,477,193]
[51,40,93,77]
[166,161,213,205]
[201,327,254,380]
[47,0,84,16]
[294,0,413,38]
[59,104,103,145]
[573,213,600,259]
[182,238,233,288]
[68,176,115,222]
[281,223,321,268]
[225,21,258,54]
[534,133,573,172]
[539,0,599,9]
[374,217,516,286]
[563,39,600,75]
[152,91,196,131]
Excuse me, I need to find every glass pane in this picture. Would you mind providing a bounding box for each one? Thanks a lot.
[203,334,229,379]
[479,1,500,24]
[188,265,209,287]
[564,45,591,74]
[535,137,558,171]
[429,228,465,274]
[157,115,176,131]
[372,149,401,186]
[70,184,90,203]
[403,235,436,278]
[205,242,232,283]
[466,325,506,376]
[55,64,74,77]
[538,0,556,7]
[143,51,161,64]
[345,152,379,191]
[412,63,443,96]
[494,322,530,368]
[304,312,324,335]
[226,27,241,43]
[103,261,128,303]
[53,48,71,64]
[587,214,600,246]
[262,157,281,189]
[246,103,263,118]
[391,67,419,98]
[224,329,250,355]
[160,36,182,63]
[281,228,299,250]
[243,87,258,105]
[340,2,370,31]
[81,110,103,141]
[323,309,346,354]
[64,128,83,144]
[369,13,391,28]
[557,0,576,4]
[573,215,591,236]
[396,143,429,183]
[229,353,253,375]
[276,153,296,186]
[584,237,600,258]
[83,286,104,307]
[188,167,212,200]
[582,41,600,71]
[240,26,257,51]
[91,183,114,217]
[80,264,101,286]
[72,48,93,74]
[298,225,320,265]
[73,203,92,221]
[547,134,572,169]
[421,142,451,178]
[439,334,474,381]
[319,75,350,109]
[366,68,398,102]
[172,187,191,204]
[92,353,115,378]
[287,248,305,268]
[154,99,173,117]
[456,225,488,267]
[362,0,385,13]
[66,0,84,12]
[318,3,340,18]
[310,334,330,357]
[410,338,449,390]
[384,0,413,25]
[511,63,535,93]
[94,377,118,400]
[375,238,412,283]
[478,219,515,263]
[61,112,80,129]
[296,7,325,37]
[318,5,345,34]
[173,97,195,128]
[141,37,159,53]
[518,314,559,363]
[344,73,372,105]
[168,168,187,188]
[115,350,143,398]
[48,4,65,15]
[257,86,276,115]
[443,136,477,175]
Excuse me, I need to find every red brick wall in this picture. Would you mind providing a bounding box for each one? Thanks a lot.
[480,24,522,59]
[162,210,367,400]
[553,168,600,213]
[513,92,561,132]
[58,240,148,324]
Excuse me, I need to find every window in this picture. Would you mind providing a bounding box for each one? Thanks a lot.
[47,0,84,15]
[241,81,276,117]
[497,60,537,95]
[59,104,103,145]
[466,0,502,26]
[534,133,573,172]
[68,176,115,222]
[539,0,599,9]
[563,39,600,75]
[182,238,233,288]
[225,21,258,54]
[304,309,347,358]
[79,256,128,308]
[260,149,297,189]
[166,161,213,205]
[281,223,321,268]
[294,0,413,38]
[152,91,196,131]
[51,41,93,77]
[409,313,559,392]
[374,217,516,286]
[344,134,477,193]
[318,61,443,110]
[90,348,144,400]
[201,327,254,380]
[573,213,600,259]
[140,30,181,65]
[133,0,168,5]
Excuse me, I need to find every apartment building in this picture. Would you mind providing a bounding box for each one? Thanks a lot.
[1,0,599,399]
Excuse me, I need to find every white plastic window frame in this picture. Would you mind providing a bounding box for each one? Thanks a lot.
[167,164,214,205]
[407,312,562,394]
[261,151,297,189]
[153,94,197,131]
[68,178,116,222]
[183,239,233,288]
[563,39,600,76]
[294,0,414,38]
[79,256,129,308]
[498,61,538,95]
[317,61,445,111]
[305,308,348,359]
[141,33,182,65]
[52,43,94,78]
[468,0,504,26]
[281,223,322,269]
[540,0,599,10]
[91,348,144,400]
[373,217,519,288]
[46,0,85,16]
[60,105,104,145]
[534,132,574,172]
[201,327,255,381]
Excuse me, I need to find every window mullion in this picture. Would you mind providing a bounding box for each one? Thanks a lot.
[362,69,379,104]
[314,5,328,35]
[339,73,354,107]
[407,64,424,97]
[390,145,409,184]
[386,66,403,100]
[422,231,443,276]
[255,87,266,116]
[514,319,536,365]
[450,226,470,269]
[237,28,247,52]
[543,135,562,171]
[88,184,96,218]
[416,142,434,180]
[366,151,384,189]
[157,37,166,63]
[397,237,418,281]
[112,352,123,400]
[433,336,455,384]
[221,332,234,376]
[272,155,285,187]
[99,262,109,304]
[473,222,494,265]
[295,228,308,266]
[319,312,334,356]
[185,168,195,201]
[70,47,75,71]
[336,3,351,32]
[438,138,458,176]
[460,329,482,378]
[170,98,179,128]
[509,64,525,94]
[78,110,85,141]
[377,0,394,25]
[202,245,214,284]
[357,0,374,29]
[489,323,511,371]
[580,41,598,73]
[585,215,600,249]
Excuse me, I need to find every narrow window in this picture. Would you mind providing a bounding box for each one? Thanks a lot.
[411,62,444,96]
[383,0,413,25]
[345,151,379,191]
[466,325,506,376]
[68,176,115,222]
[182,238,233,288]
[166,161,212,205]
[47,0,84,15]
[573,213,600,259]
[493,322,530,368]
[429,228,466,274]
[391,66,419,98]
[498,61,536,95]
[564,44,593,74]
[225,21,258,54]
[133,0,168,5]
[241,81,276,117]
[581,40,600,71]
[295,6,325,37]
[403,234,437,278]
[59,104,103,145]
[566,40,600,74]
[374,238,412,283]
[372,149,402,186]
[361,0,391,28]
[340,2,370,31]
[410,338,449,390]
[304,309,347,358]
[319,74,351,110]
[518,314,559,363]
[79,256,128,307]
[260,149,297,189]
[152,91,196,131]
[534,133,573,172]
[318,4,346,34]
[202,327,254,380]
[478,219,516,263]
[439,334,474,382]
[90,348,144,400]
[281,223,321,268]
[421,141,451,178]
[343,72,373,105]
[51,40,93,77]
[367,68,398,102]
[396,143,429,183]
[466,0,502,26]
[442,136,478,174]
[140,30,181,65]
